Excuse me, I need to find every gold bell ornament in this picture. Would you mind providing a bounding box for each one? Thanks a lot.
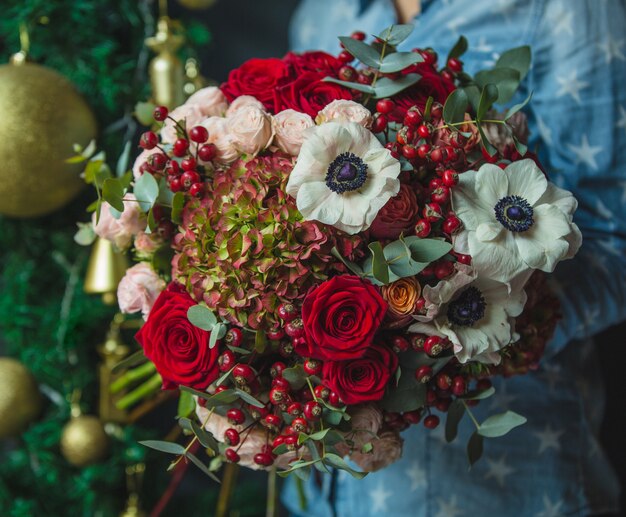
[60,390,110,467]
[177,0,217,9]
[145,3,186,109]
[119,463,147,517]
[0,25,97,218]
[0,357,42,438]
[84,236,129,305]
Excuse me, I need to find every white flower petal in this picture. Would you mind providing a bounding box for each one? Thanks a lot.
[468,230,525,283]
[475,222,503,242]
[296,181,332,213]
[536,183,578,221]
[474,163,509,206]
[305,192,343,226]
[505,159,548,205]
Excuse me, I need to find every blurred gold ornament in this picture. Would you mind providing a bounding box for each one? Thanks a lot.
[183,58,210,97]
[0,357,42,438]
[119,463,146,517]
[60,412,110,467]
[146,16,185,109]
[177,0,217,9]
[0,45,97,217]
[84,237,129,305]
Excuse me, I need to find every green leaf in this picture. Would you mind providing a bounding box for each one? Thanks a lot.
[463,85,482,112]
[273,443,289,456]
[445,400,466,443]
[146,207,157,233]
[134,171,160,212]
[116,141,132,177]
[135,101,156,126]
[179,386,239,406]
[282,365,307,390]
[139,440,186,455]
[308,428,331,441]
[209,324,221,349]
[361,442,373,454]
[423,96,434,122]
[330,247,364,276]
[215,366,235,387]
[112,350,147,374]
[504,91,533,120]
[460,386,496,401]
[186,452,221,483]
[379,52,422,73]
[478,410,527,438]
[187,305,217,331]
[512,135,528,157]
[171,191,185,224]
[478,124,497,157]
[323,453,368,479]
[496,46,531,82]
[443,88,469,125]
[338,36,381,68]
[323,408,343,426]
[234,388,265,408]
[177,390,196,418]
[157,176,174,206]
[402,236,453,263]
[477,83,499,121]
[254,330,268,353]
[373,74,421,99]
[447,35,468,61]
[368,242,389,284]
[74,222,96,246]
[475,67,520,104]
[190,421,219,450]
[467,432,484,467]
[322,77,376,95]
[151,245,175,275]
[380,367,427,412]
[102,178,125,212]
[377,24,414,46]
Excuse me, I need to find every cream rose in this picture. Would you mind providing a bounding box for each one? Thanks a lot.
[226,95,265,117]
[228,105,274,156]
[134,231,164,255]
[185,86,229,118]
[315,100,373,128]
[132,148,160,180]
[272,109,314,156]
[160,104,205,144]
[202,116,239,164]
[117,263,166,319]
[347,404,383,450]
[92,194,145,250]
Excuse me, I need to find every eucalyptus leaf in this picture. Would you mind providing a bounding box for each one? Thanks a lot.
[187,305,217,331]
[254,330,268,353]
[323,453,368,479]
[467,431,484,467]
[116,141,132,177]
[134,171,160,212]
[171,191,185,224]
[146,207,157,233]
[186,452,221,483]
[478,124,497,156]
[377,23,414,46]
[512,135,528,156]
[496,46,531,82]
[157,176,174,206]
[282,365,307,390]
[447,35,468,61]
[177,390,196,418]
[190,420,219,450]
[135,101,156,126]
[139,440,186,455]
[443,88,469,125]
[151,245,175,275]
[463,85,481,112]
[322,77,376,95]
[338,37,381,68]
[368,241,389,284]
[475,67,520,104]
[208,329,219,349]
[234,388,265,408]
[273,443,289,455]
[331,247,364,276]
[373,74,421,99]
[379,52,423,73]
[478,410,527,438]
[445,400,466,443]
[323,408,343,426]
[102,178,125,212]
[477,83,499,121]
[215,366,235,387]
[179,386,239,406]
[402,236,452,263]
[380,369,427,413]
[111,350,147,374]
[308,428,331,441]
[460,386,496,401]
[504,91,533,120]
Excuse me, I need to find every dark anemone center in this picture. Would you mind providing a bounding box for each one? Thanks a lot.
[494,195,534,232]
[326,152,368,194]
[447,286,486,327]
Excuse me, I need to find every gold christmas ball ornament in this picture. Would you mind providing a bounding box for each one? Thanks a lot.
[60,414,110,467]
[0,59,97,218]
[177,0,217,9]
[0,357,42,438]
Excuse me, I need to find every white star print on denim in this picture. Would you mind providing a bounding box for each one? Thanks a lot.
[286,1,626,515]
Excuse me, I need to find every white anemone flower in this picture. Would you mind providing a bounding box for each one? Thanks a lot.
[285,121,401,235]
[451,159,582,285]
[409,267,526,364]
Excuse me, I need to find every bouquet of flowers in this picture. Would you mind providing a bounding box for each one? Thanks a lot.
[81,24,579,479]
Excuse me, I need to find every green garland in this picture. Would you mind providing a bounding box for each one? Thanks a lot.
[0,1,229,515]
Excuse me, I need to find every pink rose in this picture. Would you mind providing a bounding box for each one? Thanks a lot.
[226,95,266,117]
[315,100,372,128]
[202,116,239,164]
[134,231,164,255]
[185,86,228,118]
[92,194,145,249]
[132,148,160,180]
[227,105,273,156]
[117,263,166,319]
[160,104,205,144]
[272,109,314,156]
[350,430,403,472]
[348,404,383,450]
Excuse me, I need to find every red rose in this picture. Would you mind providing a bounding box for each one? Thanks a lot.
[322,344,398,405]
[221,57,292,112]
[298,275,387,361]
[283,51,343,76]
[135,283,219,390]
[390,64,456,122]
[274,72,353,117]
[369,183,421,240]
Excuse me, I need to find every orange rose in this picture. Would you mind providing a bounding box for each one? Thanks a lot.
[381,277,421,317]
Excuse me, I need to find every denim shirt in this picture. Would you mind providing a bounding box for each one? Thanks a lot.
[285,1,626,515]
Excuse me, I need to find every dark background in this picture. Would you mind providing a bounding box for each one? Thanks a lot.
[167,0,626,514]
